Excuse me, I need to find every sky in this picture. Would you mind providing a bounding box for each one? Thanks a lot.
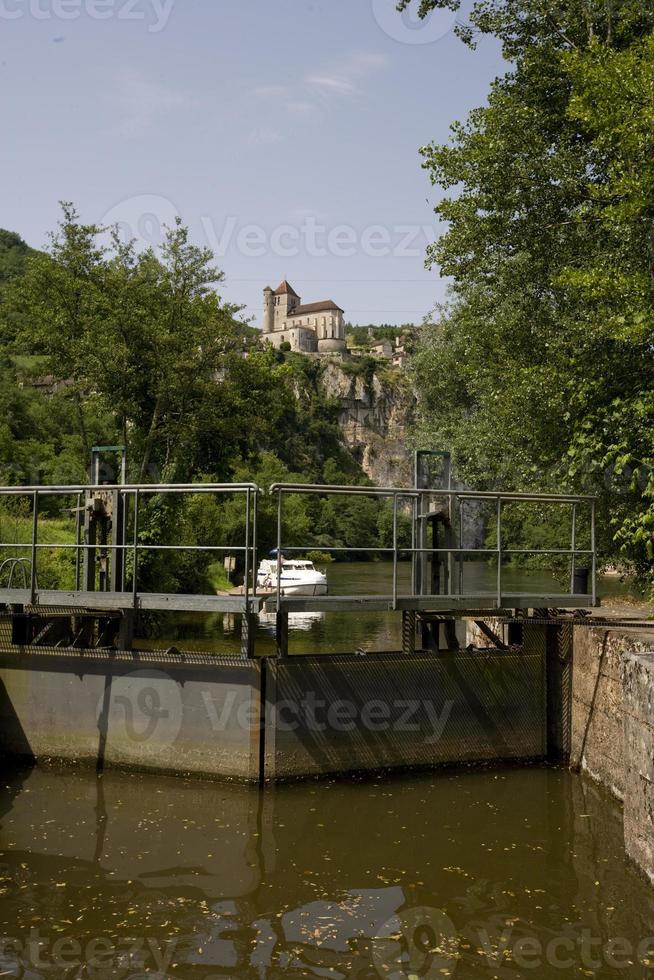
[0,0,505,327]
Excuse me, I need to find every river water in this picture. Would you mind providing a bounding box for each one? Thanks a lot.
[1,565,650,977]
[141,562,639,657]
[1,765,654,978]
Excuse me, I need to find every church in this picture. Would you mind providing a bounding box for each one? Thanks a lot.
[261,280,347,354]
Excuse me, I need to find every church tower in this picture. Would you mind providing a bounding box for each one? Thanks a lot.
[262,286,274,333]
[273,280,300,328]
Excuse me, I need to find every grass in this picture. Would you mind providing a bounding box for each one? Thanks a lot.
[206,561,234,594]
[0,506,77,590]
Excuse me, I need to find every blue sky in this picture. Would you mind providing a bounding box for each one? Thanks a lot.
[0,0,505,326]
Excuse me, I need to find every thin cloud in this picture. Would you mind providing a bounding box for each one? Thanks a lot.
[306,74,355,96]
[111,71,197,137]
[248,50,388,128]
[306,52,387,99]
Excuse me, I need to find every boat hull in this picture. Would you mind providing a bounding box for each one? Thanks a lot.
[256,578,328,597]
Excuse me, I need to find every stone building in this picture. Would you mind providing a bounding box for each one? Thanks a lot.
[261,280,347,354]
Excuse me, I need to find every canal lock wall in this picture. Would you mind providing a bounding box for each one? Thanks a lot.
[0,621,546,783]
[3,616,654,886]
[571,627,654,885]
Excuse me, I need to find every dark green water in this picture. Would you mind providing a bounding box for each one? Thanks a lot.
[139,563,640,657]
[1,765,653,977]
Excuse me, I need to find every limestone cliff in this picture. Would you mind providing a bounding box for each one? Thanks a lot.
[319,360,415,486]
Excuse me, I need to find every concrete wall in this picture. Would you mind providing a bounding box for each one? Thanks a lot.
[0,651,263,781]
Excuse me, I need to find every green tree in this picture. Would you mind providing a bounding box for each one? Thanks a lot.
[405,0,654,579]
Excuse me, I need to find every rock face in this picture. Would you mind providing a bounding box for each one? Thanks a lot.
[319,361,415,487]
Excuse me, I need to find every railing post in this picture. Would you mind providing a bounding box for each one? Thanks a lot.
[30,490,38,604]
[74,491,82,592]
[276,488,283,613]
[244,487,251,606]
[132,489,140,609]
[410,494,417,595]
[570,503,577,595]
[252,487,258,597]
[496,496,502,608]
[392,493,398,609]
[591,499,597,606]
[458,497,464,595]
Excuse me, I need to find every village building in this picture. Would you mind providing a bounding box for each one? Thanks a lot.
[261,280,347,354]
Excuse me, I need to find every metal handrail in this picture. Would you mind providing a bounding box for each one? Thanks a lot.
[269,483,598,610]
[0,483,260,607]
[0,479,598,614]
[269,482,597,504]
[0,557,34,590]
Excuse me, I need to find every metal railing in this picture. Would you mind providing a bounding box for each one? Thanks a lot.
[0,483,259,609]
[269,483,597,610]
[0,479,597,614]
[0,557,35,590]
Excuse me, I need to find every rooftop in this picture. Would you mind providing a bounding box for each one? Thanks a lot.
[274,280,300,298]
[290,300,344,316]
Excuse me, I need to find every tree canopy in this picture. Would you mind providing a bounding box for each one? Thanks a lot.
[0,205,403,591]
[406,0,654,579]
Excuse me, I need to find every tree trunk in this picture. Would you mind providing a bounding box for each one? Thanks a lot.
[73,391,89,462]
[139,393,164,482]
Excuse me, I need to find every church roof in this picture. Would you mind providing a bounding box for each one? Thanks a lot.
[274,280,300,298]
[291,300,344,316]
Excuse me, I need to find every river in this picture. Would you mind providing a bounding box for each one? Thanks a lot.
[1,764,653,977]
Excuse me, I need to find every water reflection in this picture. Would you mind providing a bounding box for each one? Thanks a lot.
[257,610,326,634]
[138,563,638,658]
[1,765,653,977]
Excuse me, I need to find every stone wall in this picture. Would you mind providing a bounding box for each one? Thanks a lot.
[622,649,654,881]
[468,620,654,883]
[571,627,654,882]
[571,628,627,799]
